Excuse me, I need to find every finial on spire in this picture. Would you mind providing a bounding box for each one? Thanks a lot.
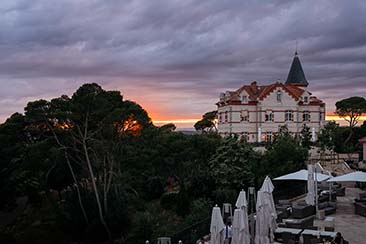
[295,40,298,56]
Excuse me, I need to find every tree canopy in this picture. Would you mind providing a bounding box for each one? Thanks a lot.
[336,96,366,128]
[194,110,217,133]
[0,83,314,244]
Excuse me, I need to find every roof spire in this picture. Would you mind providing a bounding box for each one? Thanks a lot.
[285,50,308,86]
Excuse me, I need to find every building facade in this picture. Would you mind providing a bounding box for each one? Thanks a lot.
[217,52,325,143]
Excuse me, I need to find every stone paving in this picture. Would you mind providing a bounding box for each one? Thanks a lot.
[329,188,366,244]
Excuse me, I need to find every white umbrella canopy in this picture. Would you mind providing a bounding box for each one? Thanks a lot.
[234,190,250,244]
[305,164,315,205]
[235,190,248,209]
[232,209,250,244]
[260,176,274,193]
[259,176,277,220]
[255,191,272,244]
[255,177,277,244]
[274,169,330,182]
[328,171,366,182]
[210,205,225,244]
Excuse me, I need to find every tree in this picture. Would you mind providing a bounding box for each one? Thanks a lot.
[208,136,258,190]
[260,131,308,179]
[0,113,27,207]
[318,121,339,151]
[159,123,176,133]
[336,96,366,143]
[22,83,153,241]
[300,124,312,149]
[194,110,217,133]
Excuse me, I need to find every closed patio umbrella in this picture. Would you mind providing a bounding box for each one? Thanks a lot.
[327,171,366,182]
[232,209,246,244]
[235,190,248,209]
[235,190,250,244]
[260,176,277,222]
[255,191,271,244]
[210,205,225,244]
[305,164,315,205]
[255,176,277,244]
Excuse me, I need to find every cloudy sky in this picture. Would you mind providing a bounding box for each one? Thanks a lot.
[1,0,365,128]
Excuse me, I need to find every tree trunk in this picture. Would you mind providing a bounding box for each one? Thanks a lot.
[64,151,89,224]
[47,123,89,224]
[82,138,112,240]
[103,156,108,214]
[345,127,354,145]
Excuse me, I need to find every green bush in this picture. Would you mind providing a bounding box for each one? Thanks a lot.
[57,183,130,243]
[160,192,179,210]
[183,198,212,225]
[212,188,237,207]
[144,176,164,200]
[175,187,191,217]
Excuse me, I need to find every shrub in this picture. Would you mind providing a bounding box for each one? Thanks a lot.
[144,176,164,200]
[160,192,179,210]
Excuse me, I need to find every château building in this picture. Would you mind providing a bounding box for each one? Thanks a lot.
[217,52,325,143]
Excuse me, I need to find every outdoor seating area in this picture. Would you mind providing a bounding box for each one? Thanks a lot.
[274,228,336,244]
[318,202,336,216]
[206,168,366,244]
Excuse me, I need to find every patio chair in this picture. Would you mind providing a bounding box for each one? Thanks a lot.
[291,205,315,219]
[335,186,345,196]
[354,202,366,217]
[310,238,322,244]
[318,202,336,215]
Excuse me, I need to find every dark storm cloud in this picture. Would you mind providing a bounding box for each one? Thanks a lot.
[0,0,366,123]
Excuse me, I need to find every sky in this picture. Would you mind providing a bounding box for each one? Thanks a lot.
[0,0,366,128]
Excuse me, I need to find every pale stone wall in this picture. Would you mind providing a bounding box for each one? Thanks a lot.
[217,85,325,143]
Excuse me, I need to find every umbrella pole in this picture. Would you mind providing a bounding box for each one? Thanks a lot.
[328,171,332,202]
[329,183,332,202]
[315,165,319,218]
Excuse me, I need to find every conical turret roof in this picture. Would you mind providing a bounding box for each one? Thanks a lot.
[285,52,308,86]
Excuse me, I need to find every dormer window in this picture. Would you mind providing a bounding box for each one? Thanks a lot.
[303,96,308,103]
[277,90,282,103]
[241,95,248,103]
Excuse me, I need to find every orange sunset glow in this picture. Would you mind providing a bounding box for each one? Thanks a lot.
[151,114,366,129]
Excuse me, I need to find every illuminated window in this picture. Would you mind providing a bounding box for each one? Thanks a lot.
[285,110,294,121]
[266,132,273,142]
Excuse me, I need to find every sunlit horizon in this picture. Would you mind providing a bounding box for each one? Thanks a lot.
[152,114,366,129]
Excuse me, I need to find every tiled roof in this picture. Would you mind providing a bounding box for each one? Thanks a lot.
[221,81,324,105]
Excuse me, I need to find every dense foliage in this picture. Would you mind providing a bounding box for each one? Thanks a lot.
[0,83,331,244]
